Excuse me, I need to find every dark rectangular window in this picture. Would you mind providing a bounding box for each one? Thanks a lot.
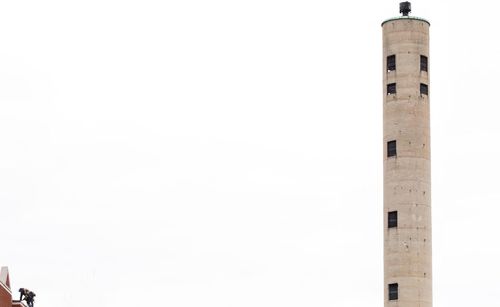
[388,211,398,228]
[387,83,396,95]
[387,140,397,157]
[420,55,428,71]
[420,83,428,95]
[389,283,399,300]
[387,55,396,71]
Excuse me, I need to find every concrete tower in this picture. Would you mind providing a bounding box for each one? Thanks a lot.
[382,2,432,306]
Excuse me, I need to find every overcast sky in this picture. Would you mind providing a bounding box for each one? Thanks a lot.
[1,0,500,306]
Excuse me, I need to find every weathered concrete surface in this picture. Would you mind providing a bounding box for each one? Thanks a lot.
[383,17,432,307]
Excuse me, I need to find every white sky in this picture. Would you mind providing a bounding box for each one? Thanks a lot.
[1,0,500,306]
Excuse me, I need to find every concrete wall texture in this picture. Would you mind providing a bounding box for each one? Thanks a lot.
[382,16,432,307]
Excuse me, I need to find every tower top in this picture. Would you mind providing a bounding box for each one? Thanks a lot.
[381,2,429,26]
[400,2,411,16]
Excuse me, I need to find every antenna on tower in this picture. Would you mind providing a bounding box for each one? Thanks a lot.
[399,2,411,16]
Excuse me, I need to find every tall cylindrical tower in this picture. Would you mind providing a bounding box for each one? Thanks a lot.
[382,2,432,306]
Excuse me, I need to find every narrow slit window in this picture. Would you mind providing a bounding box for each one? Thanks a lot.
[420,55,428,72]
[388,211,398,228]
[389,283,399,300]
[387,55,396,71]
[420,83,428,95]
[387,83,396,95]
[387,140,397,157]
